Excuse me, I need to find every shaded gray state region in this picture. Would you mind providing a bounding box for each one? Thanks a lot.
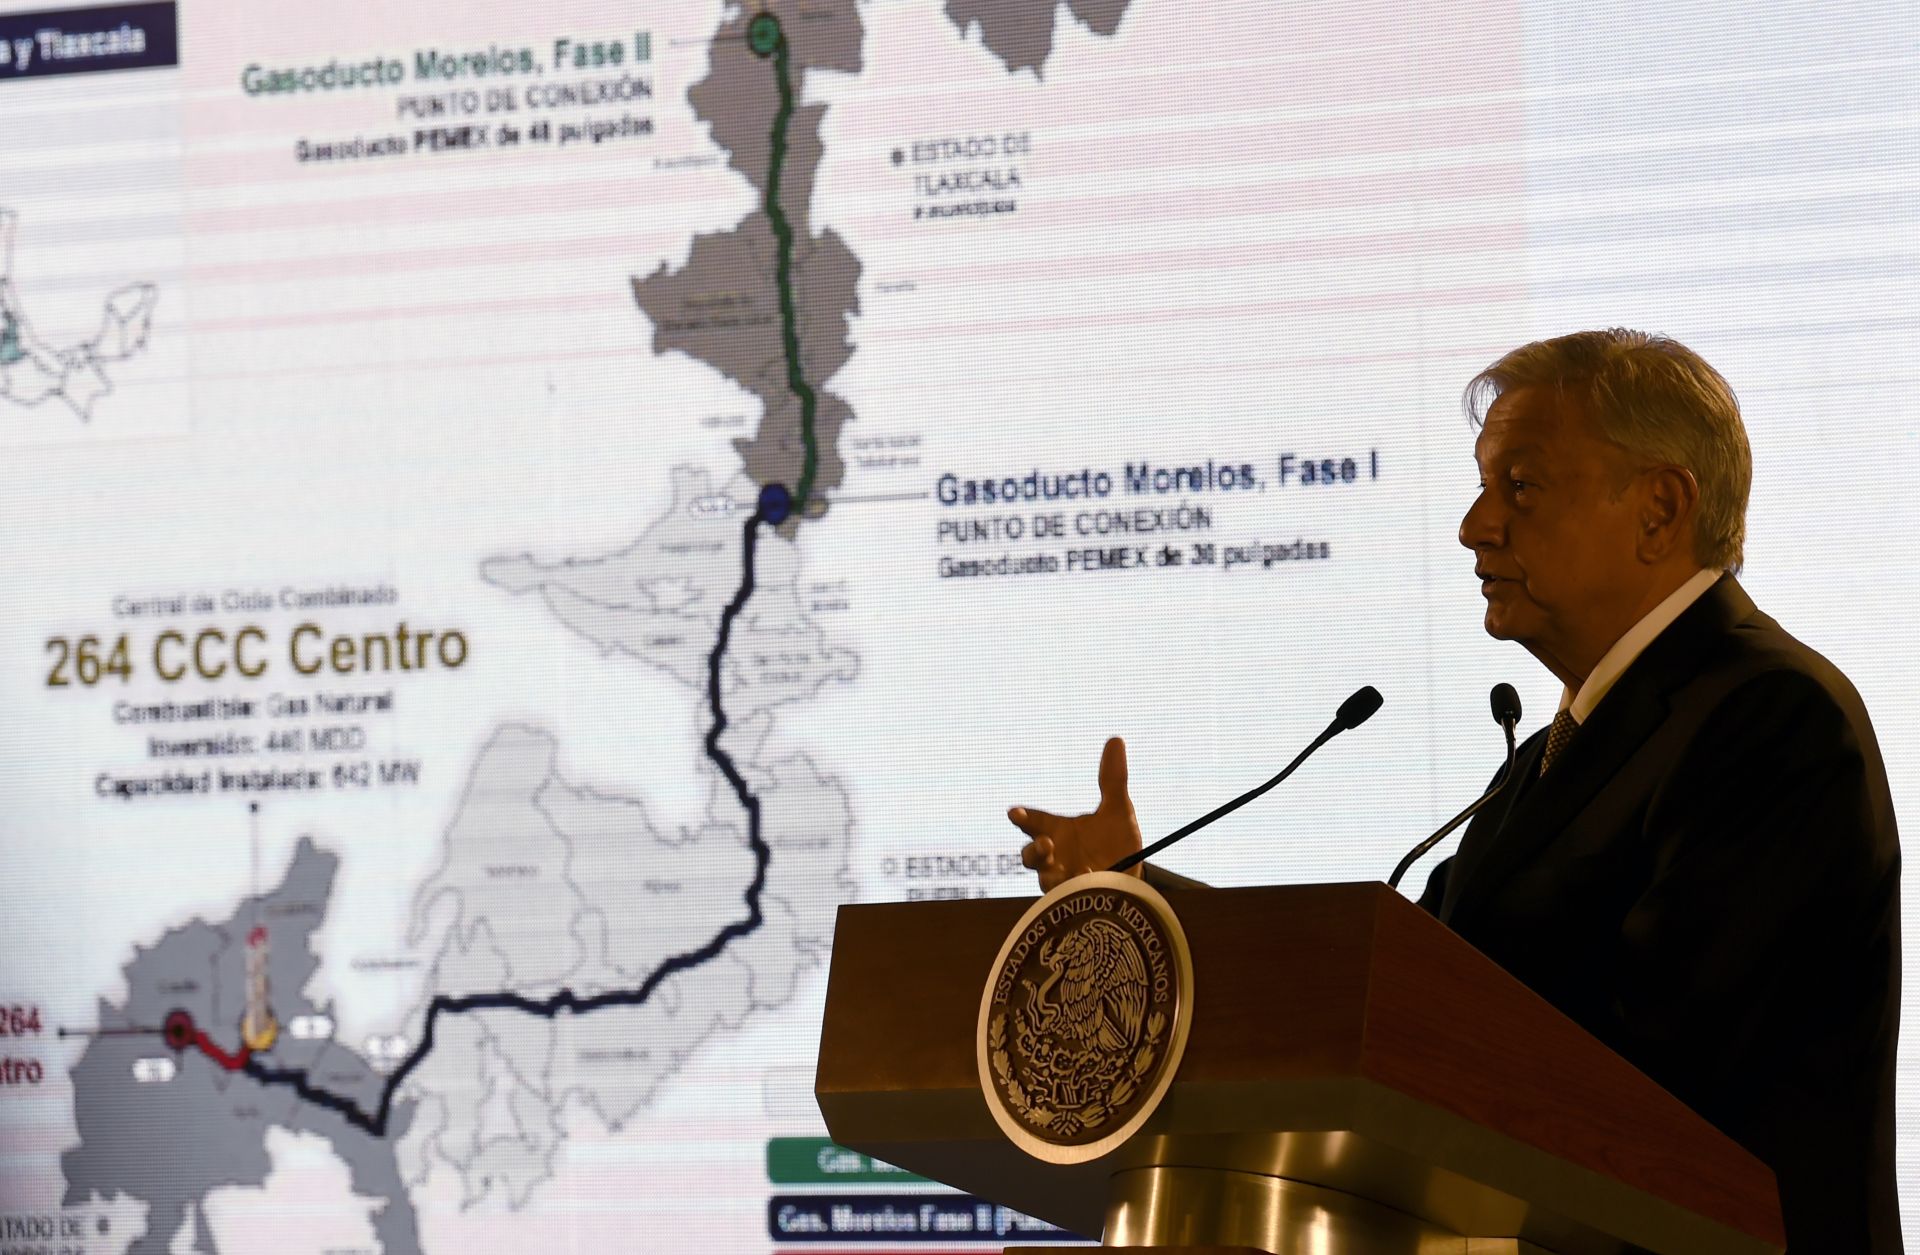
[542,761,758,985]
[633,3,864,525]
[289,1082,418,1255]
[0,208,158,420]
[399,1013,561,1209]
[406,721,761,1006]
[945,0,1132,76]
[396,722,771,1209]
[690,1,858,209]
[543,748,854,1135]
[482,467,856,730]
[483,465,741,692]
[62,840,419,1255]
[633,211,861,525]
[62,923,236,1253]
[408,726,590,994]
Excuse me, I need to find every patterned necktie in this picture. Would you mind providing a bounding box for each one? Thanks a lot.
[1539,710,1578,776]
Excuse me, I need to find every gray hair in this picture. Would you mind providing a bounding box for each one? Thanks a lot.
[1463,329,1753,572]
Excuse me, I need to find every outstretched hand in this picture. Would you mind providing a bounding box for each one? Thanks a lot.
[1010,737,1144,890]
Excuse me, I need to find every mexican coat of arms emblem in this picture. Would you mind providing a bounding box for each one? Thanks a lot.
[976,870,1194,1163]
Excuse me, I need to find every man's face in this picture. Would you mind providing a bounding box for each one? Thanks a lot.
[1460,388,1646,668]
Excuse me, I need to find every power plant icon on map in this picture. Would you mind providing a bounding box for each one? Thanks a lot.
[240,925,278,1053]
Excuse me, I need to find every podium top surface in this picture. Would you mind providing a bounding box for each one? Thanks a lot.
[816,881,1783,1254]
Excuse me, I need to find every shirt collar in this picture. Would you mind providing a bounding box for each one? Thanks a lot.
[1561,567,1723,724]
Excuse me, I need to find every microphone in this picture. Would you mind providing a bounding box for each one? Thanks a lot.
[1386,683,1522,890]
[1491,681,1522,728]
[1109,685,1384,874]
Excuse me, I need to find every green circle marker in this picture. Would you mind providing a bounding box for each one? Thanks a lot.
[747,12,782,57]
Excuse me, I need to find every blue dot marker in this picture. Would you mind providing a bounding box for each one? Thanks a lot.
[758,482,793,525]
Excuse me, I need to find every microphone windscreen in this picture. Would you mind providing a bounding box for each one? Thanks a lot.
[1490,682,1522,726]
[1335,685,1384,730]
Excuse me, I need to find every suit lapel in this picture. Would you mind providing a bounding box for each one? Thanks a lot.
[1440,575,1756,926]
[1439,727,1547,919]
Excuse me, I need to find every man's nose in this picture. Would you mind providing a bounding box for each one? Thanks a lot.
[1459,490,1503,551]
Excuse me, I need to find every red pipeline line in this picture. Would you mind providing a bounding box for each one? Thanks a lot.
[192,1029,251,1072]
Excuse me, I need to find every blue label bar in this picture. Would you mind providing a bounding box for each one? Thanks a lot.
[768,1193,1092,1244]
[0,3,179,82]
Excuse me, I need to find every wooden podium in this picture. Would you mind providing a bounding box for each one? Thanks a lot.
[815,882,1784,1254]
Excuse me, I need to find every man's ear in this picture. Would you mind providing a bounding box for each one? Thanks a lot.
[1638,465,1699,563]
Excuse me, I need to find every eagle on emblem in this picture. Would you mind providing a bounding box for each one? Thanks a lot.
[1022,917,1149,1055]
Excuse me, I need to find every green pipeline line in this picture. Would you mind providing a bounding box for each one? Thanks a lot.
[763,31,820,517]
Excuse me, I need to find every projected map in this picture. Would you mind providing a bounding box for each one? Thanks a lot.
[16,3,1133,1250]
[1,0,1916,1251]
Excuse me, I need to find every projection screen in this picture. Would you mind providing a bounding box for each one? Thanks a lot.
[0,0,1915,1249]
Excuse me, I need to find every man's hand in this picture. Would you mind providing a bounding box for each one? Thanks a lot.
[1010,737,1144,890]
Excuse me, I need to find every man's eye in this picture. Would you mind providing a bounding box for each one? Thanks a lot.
[1509,478,1532,494]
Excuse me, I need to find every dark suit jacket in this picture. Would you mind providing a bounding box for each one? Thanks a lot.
[1416,575,1902,1252]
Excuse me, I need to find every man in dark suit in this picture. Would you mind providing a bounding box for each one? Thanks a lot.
[1012,330,1902,1251]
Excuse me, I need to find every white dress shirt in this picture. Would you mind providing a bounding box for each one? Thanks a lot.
[1562,567,1723,724]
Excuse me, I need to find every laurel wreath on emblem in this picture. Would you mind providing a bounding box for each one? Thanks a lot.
[989,1007,1167,1138]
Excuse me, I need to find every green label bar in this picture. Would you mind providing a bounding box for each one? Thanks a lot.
[766,1137,929,1184]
